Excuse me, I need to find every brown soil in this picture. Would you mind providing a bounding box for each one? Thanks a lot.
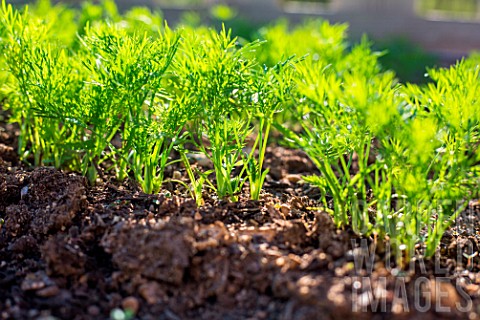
[1,118,480,319]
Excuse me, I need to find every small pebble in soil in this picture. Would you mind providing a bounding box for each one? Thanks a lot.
[36,285,60,298]
[285,174,302,184]
[87,305,101,316]
[172,170,182,180]
[280,204,291,215]
[121,296,139,315]
[20,185,28,199]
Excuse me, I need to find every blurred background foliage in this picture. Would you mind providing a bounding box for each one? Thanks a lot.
[7,0,480,83]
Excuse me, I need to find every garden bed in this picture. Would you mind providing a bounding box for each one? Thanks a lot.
[3,1,480,319]
[1,115,479,320]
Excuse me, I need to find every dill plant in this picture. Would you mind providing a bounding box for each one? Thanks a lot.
[171,25,294,201]
[1,0,182,191]
[280,38,397,233]
[170,25,261,201]
[254,19,354,128]
[256,19,348,68]
[26,0,79,47]
[397,61,480,258]
[79,23,180,190]
[281,32,480,263]
[76,0,164,40]
[1,1,86,167]
[243,58,297,200]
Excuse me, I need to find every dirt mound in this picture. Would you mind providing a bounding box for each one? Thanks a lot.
[1,167,86,244]
[0,161,357,319]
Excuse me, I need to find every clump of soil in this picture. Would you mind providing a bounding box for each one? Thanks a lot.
[0,122,479,319]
